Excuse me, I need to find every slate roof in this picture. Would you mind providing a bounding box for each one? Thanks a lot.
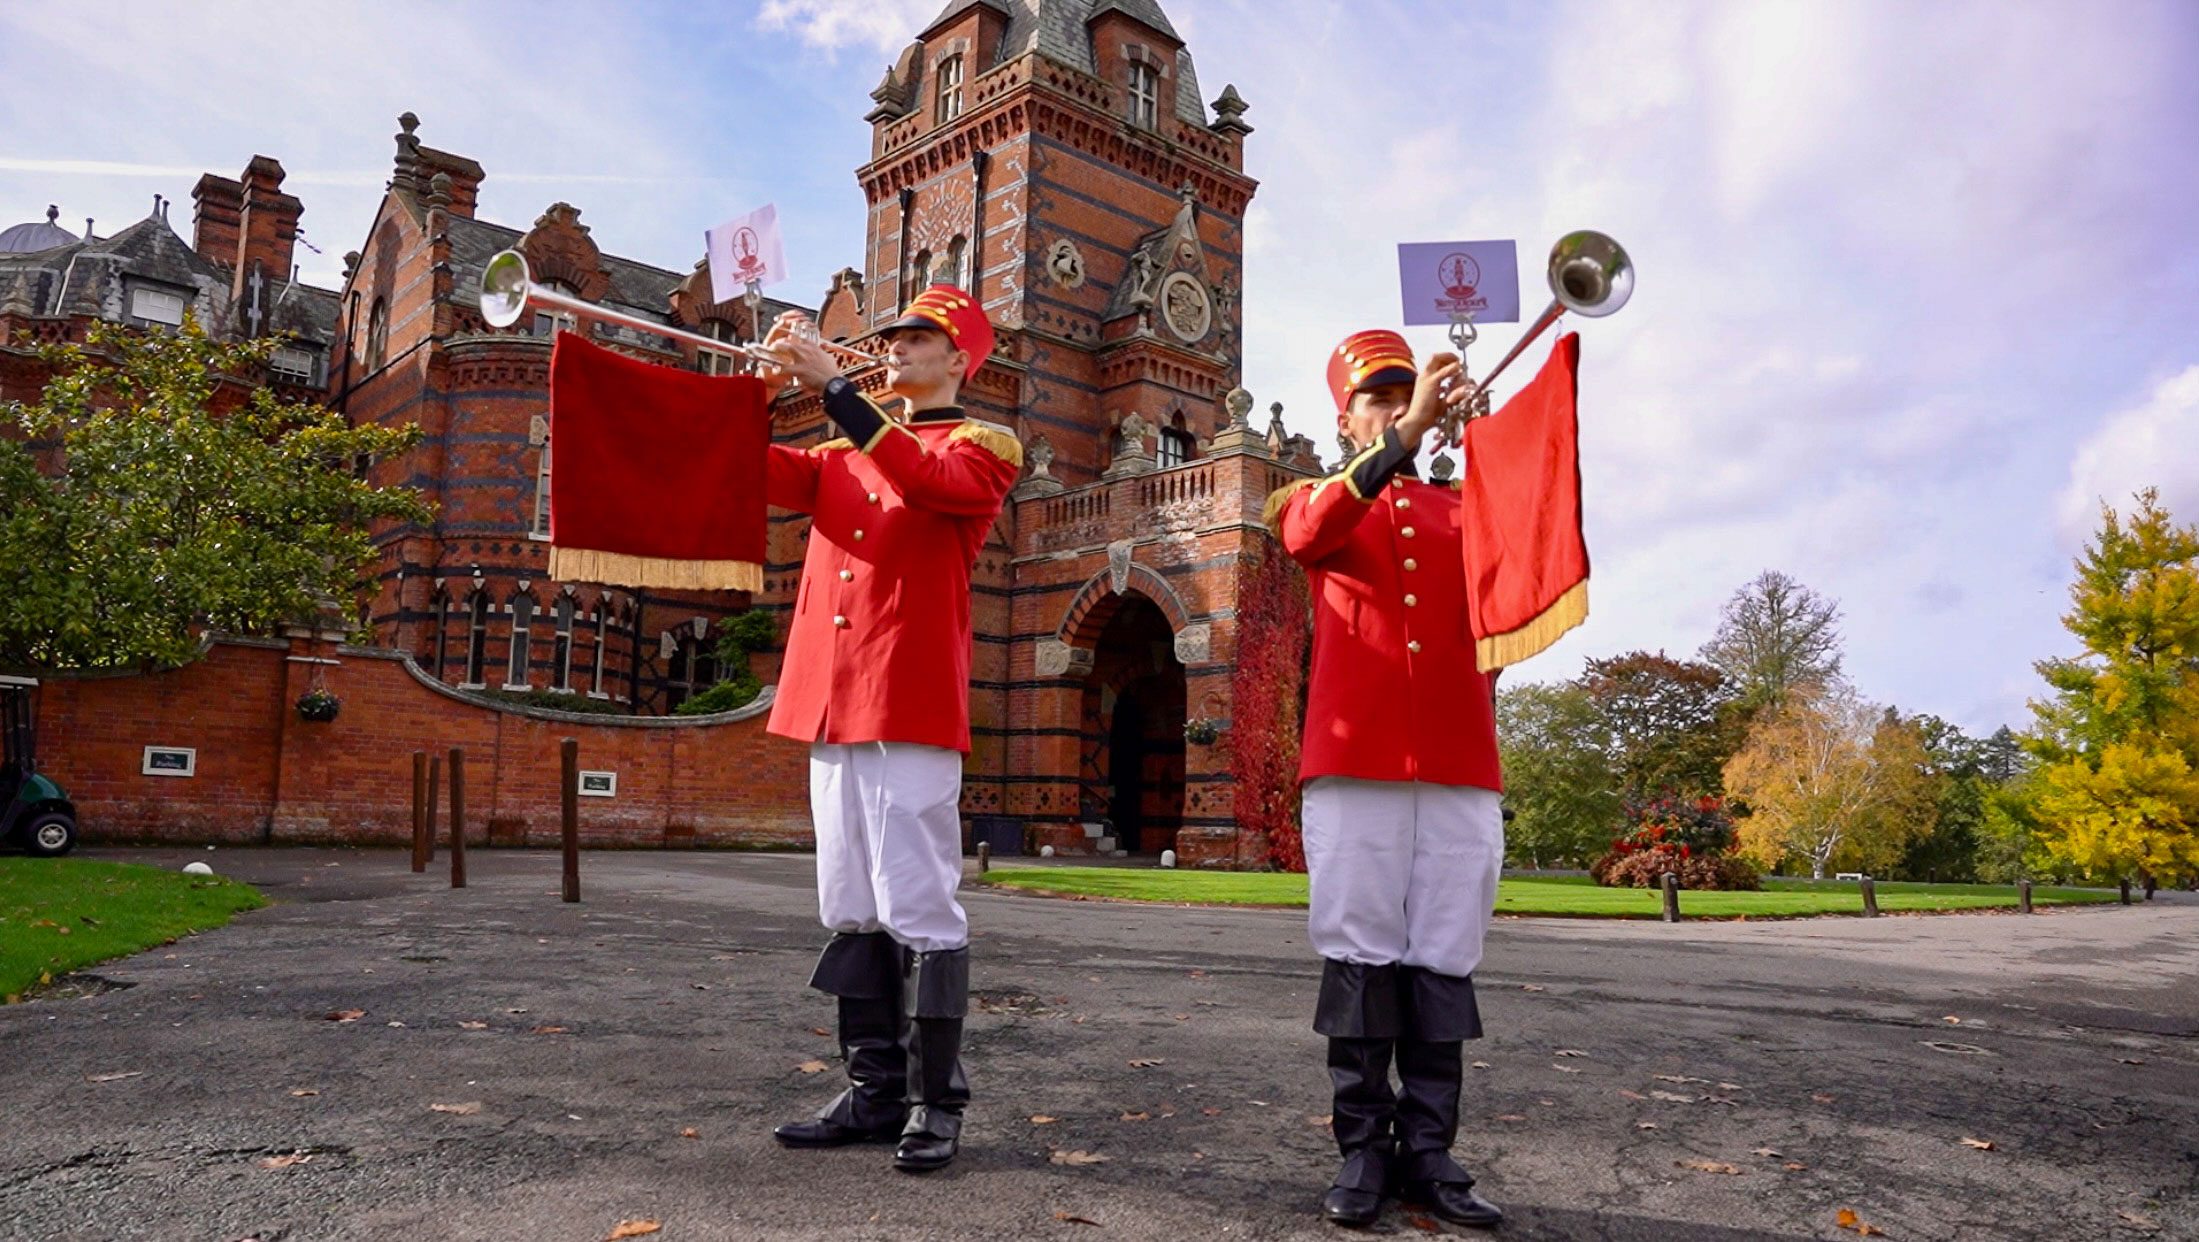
[0,208,79,255]
[925,0,1205,125]
[442,213,808,330]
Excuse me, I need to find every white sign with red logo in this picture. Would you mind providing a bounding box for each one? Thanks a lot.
[706,204,788,302]
[1397,240,1520,326]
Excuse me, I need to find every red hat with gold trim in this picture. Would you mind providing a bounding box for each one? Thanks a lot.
[881,284,995,381]
[1326,329,1417,412]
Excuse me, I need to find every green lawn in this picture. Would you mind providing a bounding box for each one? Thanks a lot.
[0,858,267,1001]
[979,867,2120,918]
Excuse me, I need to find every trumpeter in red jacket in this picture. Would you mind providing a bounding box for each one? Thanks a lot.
[753,285,1019,1175]
[1267,329,1505,1230]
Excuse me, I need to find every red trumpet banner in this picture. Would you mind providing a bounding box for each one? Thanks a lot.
[1460,332,1588,670]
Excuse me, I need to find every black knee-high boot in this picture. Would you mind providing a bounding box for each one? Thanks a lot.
[774,932,910,1147]
[1393,966,1501,1228]
[894,947,970,1172]
[1314,959,1401,1226]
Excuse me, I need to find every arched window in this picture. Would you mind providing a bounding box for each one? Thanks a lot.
[663,629,719,712]
[698,318,740,376]
[430,586,452,680]
[935,53,966,123]
[908,249,932,297]
[532,280,578,337]
[551,594,577,691]
[1159,413,1195,469]
[590,600,611,697]
[529,414,552,538]
[506,593,535,689]
[1127,62,1160,129]
[464,591,489,687]
[945,235,969,291]
[365,297,389,370]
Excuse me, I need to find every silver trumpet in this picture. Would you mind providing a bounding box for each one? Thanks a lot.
[477,249,871,367]
[1434,230,1633,449]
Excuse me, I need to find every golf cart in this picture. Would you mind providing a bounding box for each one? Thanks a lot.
[1,676,77,856]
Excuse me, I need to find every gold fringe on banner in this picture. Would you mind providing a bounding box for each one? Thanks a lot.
[548,547,763,593]
[1475,579,1589,672]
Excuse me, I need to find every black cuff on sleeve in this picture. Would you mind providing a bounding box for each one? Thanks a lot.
[820,377,887,447]
[1348,427,1415,498]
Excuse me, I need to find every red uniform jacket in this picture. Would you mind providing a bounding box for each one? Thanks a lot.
[764,379,1020,752]
[1273,430,1502,791]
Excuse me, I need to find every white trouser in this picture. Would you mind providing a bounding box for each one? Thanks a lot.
[810,741,969,954]
[1301,777,1505,978]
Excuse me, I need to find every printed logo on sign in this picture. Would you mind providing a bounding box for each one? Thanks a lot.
[1437,252,1487,315]
[731,228,765,282]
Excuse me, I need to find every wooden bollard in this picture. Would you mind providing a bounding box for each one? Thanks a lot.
[423,754,441,864]
[448,747,467,889]
[2018,878,2033,914]
[410,751,429,873]
[2119,877,2131,905]
[977,841,991,874]
[1660,872,1680,923]
[1860,875,1880,918]
[560,737,580,903]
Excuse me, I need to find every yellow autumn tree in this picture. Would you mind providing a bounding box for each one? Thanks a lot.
[1723,681,1939,879]
[2025,489,2199,885]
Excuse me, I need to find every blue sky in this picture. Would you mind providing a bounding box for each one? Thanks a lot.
[5,0,2197,734]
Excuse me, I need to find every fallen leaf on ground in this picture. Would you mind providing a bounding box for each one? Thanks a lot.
[811,1027,830,1037]
[1678,1159,1742,1175]
[1403,1211,1442,1232]
[1812,1093,1837,1104]
[1470,1061,1491,1070]
[1308,1114,1331,1128]
[1050,1150,1109,1166]
[1717,1082,1746,1091]
[1650,1090,1697,1103]
[1960,1137,1995,1150]
[1619,1089,1647,1101]
[2116,1057,2146,1065]
[1493,1114,1528,1122]
[795,1059,829,1074]
[386,1020,407,1028]
[2116,1209,2161,1233]
[1030,1115,1060,1125]
[1201,1107,1223,1116]
[1121,1111,1150,1122]
[1521,984,1545,992]
[680,1127,700,1139]
[532,1026,569,1035]
[606,1222,662,1240]
[1943,1015,1962,1024]
[1836,1207,1887,1236]
[1653,1074,1709,1084]
[1554,1049,1587,1058]
[691,983,710,990]
[325,1010,365,1023]
[1634,1121,1658,1130]
[259,1152,313,1169]
[85,1071,143,1083]
[289,1089,318,1097]
[505,1008,528,1015]
[1128,1058,1165,1068]
[1551,1064,1581,1074]
[1783,1161,1807,1172]
[430,1102,482,1115]
[458,1020,489,1031]
[1752,1147,1783,1158]
[1054,1212,1102,1226]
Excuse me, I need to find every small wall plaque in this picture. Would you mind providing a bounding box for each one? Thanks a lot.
[143,746,197,777]
[578,770,617,798]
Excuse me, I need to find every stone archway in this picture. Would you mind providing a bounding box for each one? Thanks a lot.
[1075,593,1185,855]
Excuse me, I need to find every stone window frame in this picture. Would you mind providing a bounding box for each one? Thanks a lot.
[1158,412,1196,469]
[504,589,537,691]
[1124,48,1163,130]
[550,590,580,693]
[662,625,718,713]
[127,281,189,329]
[429,584,453,680]
[270,341,321,385]
[698,317,741,376]
[944,235,970,289]
[528,414,552,540]
[589,599,614,699]
[365,297,389,371]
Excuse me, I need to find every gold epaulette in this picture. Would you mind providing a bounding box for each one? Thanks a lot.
[813,437,855,453]
[948,420,1024,466]
[1262,476,1322,530]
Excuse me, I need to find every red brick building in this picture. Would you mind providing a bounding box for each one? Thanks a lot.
[14,0,1332,864]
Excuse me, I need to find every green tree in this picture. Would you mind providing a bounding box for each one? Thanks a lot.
[1578,651,1745,801]
[2024,489,2199,886]
[0,320,428,671]
[675,609,777,715]
[1701,570,1844,711]
[1892,713,1991,881]
[1496,681,1622,868]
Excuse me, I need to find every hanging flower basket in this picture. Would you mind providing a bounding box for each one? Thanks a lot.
[296,688,343,722]
[1184,715,1223,746]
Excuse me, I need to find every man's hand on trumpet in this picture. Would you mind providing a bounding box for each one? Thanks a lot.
[1392,351,1480,453]
[756,311,840,396]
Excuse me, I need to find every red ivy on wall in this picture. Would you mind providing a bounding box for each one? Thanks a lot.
[1230,538,1312,871]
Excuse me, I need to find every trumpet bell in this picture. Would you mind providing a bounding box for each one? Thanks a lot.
[1547,230,1633,319]
[480,249,532,329]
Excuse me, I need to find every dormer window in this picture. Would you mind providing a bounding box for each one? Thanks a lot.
[935,54,966,123]
[271,344,320,384]
[129,285,187,328]
[1127,62,1160,130]
[532,280,578,337]
[698,318,740,376]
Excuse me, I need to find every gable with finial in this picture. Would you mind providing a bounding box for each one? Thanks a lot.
[1103,182,1215,344]
[516,203,611,303]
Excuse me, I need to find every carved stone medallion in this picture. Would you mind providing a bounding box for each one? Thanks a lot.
[1160,271,1212,342]
[1046,238,1087,289]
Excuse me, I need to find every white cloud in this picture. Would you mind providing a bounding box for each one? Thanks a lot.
[756,0,941,53]
[2058,365,2199,545]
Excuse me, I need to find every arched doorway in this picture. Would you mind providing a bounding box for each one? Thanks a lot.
[1079,595,1186,854]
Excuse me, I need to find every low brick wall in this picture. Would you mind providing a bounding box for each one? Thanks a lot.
[32,634,814,849]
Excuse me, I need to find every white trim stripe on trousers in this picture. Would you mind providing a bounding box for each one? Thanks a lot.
[810,741,969,954]
[1301,776,1504,978]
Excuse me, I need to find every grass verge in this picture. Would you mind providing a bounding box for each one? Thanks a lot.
[979,868,2120,918]
[0,858,267,1001]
